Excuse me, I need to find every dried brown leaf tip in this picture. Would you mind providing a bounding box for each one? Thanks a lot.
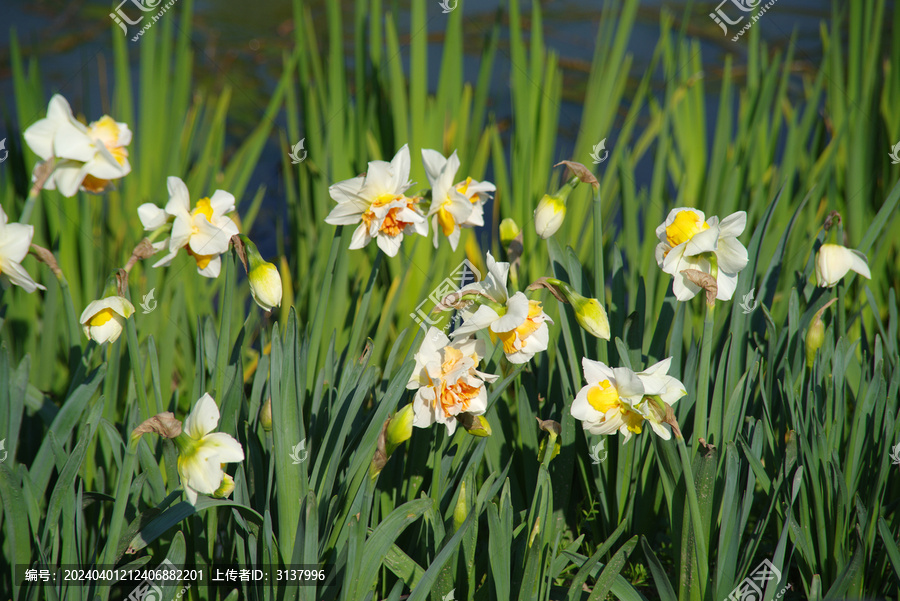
[681,269,717,306]
[231,234,249,273]
[132,412,183,440]
[526,277,569,303]
[535,417,561,436]
[553,160,599,190]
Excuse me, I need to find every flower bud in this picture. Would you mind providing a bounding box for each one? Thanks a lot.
[533,194,567,239]
[806,299,836,368]
[457,412,492,437]
[239,235,283,311]
[453,480,469,531]
[259,398,273,432]
[544,279,610,340]
[806,317,825,368]
[499,218,521,247]
[385,403,414,456]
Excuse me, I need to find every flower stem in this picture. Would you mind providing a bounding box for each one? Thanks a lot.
[675,433,709,597]
[694,298,715,448]
[20,159,57,224]
[99,436,139,598]
[592,185,607,363]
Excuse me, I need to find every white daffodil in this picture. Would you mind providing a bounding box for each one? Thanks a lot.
[23,94,131,196]
[174,393,244,505]
[815,243,871,288]
[324,145,427,257]
[0,205,45,293]
[80,296,135,344]
[570,358,647,442]
[654,208,749,301]
[422,149,495,250]
[630,358,686,440]
[138,176,239,278]
[451,252,553,364]
[407,328,498,435]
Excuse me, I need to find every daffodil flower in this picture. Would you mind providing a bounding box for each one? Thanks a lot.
[0,205,45,293]
[654,208,749,301]
[138,176,239,278]
[422,149,495,250]
[407,328,498,435]
[173,393,244,505]
[815,243,871,288]
[451,252,553,364]
[570,358,647,441]
[628,358,686,440]
[23,94,131,196]
[571,357,686,442]
[324,145,427,257]
[80,296,135,344]
[238,235,283,311]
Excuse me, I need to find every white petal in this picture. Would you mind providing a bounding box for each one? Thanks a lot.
[138,203,168,230]
[375,233,403,257]
[451,305,500,337]
[197,255,222,278]
[209,190,236,217]
[201,432,244,463]
[165,177,191,216]
[492,292,530,333]
[582,357,616,385]
[184,393,220,439]
[717,211,747,237]
[0,222,34,263]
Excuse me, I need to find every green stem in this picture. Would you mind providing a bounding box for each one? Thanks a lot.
[125,314,158,418]
[20,158,57,224]
[675,434,709,598]
[592,185,607,363]
[99,436,139,599]
[694,298,715,448]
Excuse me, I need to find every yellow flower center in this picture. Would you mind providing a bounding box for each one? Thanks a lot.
[186,246,214,269]
[621,409,644,434]
[87,116,129,166]
[665,210,710,247]
[428,346,482,418]
[89,308,116,326]
[456,177,479,202]
[437,205,456,236]
[192,198,214,222]
[587,379,620,413]
[496,301,545,354]
[362,195,420,237]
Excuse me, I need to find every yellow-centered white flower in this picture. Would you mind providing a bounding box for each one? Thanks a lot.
[324,145,427,257]
[815,243,871,288]
[80,296,134,344]
[23,94,131,196]
[175,393,244,505]
[570,357,686,442]
[654,208,749,301]
[421,149,495,250]
[452,252,553,364]
[0,205,45,293]
[138,176,239,278]
[407,328,498,435]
